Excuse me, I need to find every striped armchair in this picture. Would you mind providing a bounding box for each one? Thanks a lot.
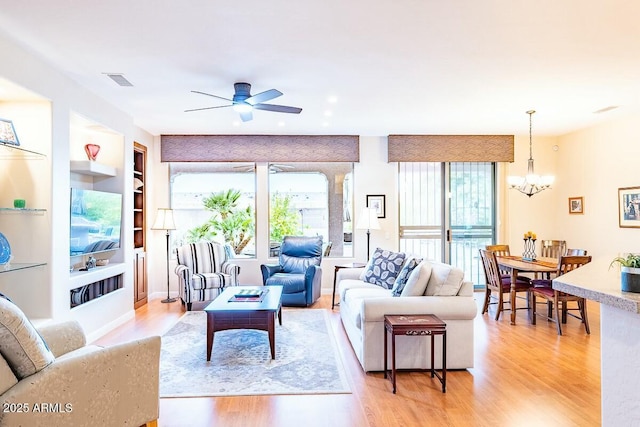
[174,242,240,310]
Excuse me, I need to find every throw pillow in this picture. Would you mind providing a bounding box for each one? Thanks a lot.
[424,262,466,296]
[400,260,433,296]
[0,297,55,379]
[391,258,422,296]
[360,248,406,289]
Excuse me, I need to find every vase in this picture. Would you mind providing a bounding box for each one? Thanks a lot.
[84,143,101,161]
[621,267,640,293]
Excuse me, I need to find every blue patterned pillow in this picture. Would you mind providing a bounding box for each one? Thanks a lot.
[391,258,422,296]
[360,248,406,289]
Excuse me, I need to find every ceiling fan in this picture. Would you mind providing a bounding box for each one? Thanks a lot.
[185,82,302,122]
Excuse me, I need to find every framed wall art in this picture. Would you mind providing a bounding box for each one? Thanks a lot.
[618,186,640,228]
[568,197,584,214]
[366,194,386,218]
[0,118,20,146]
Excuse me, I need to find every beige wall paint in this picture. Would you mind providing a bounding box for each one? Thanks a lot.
[552,114,640,258]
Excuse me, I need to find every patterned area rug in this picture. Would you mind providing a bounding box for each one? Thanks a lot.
[159,309,351,397]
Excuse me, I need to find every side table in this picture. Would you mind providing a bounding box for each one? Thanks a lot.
[332,262,366,309]
[383,314,447,393]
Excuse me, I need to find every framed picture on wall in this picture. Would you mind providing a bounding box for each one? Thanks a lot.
[619,186,640,228]
[568,197,584,214]
[366,194,385,218]
[0,118,20,146]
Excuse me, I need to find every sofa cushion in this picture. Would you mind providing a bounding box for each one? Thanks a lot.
[343,286,391,328]
[359,248,406,289]
[0,355,17,395]
[400,260,433,296]
[391,257,422,296]
[0,297,55,379]
[425,262,466,296]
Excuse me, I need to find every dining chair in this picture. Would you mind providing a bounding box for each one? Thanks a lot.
[565,248,587,256]
[485,244,531,284]
[479,249,532,321]
[540,240,567,259]
[529,255,592,335]
[537,240,567,279]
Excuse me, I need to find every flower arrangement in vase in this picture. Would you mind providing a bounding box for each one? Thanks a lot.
[523,230,537,261]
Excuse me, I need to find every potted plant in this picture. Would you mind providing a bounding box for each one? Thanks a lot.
[610,253,640,293]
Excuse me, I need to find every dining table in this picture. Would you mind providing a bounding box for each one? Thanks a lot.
[496,255,559,325]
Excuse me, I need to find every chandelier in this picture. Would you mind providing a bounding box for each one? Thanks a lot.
[507,110,554,197]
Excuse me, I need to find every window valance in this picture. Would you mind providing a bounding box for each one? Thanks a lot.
[160,135,359,162]
[387,135,514,162]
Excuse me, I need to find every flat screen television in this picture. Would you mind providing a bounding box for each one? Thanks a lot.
[70,188,123,256]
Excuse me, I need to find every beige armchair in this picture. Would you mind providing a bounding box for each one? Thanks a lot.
[0,319,160,427]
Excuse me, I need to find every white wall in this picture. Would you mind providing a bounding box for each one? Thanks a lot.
[0,30,154,340]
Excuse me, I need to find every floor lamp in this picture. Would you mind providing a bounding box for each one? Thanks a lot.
[152,208,177,303]
[356,207,381,261]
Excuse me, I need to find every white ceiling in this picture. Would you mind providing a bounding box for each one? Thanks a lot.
[1,1,639,137]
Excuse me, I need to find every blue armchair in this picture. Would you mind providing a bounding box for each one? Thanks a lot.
[261,236,323,307]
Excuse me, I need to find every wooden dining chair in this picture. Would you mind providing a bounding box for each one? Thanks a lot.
[540,240,567,259]
[479,249,532,321]
[537,240,567,279]
[485,244,531,283]
[529,255,592,335]
[565,248,587,256]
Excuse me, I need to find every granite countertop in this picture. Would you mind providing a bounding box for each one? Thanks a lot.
[553,257,640,313]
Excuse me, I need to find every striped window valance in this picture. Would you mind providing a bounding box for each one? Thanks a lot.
[160,135,359,162]
[388,135,514,162]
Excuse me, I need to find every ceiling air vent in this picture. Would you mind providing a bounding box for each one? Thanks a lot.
[104,73,133,87]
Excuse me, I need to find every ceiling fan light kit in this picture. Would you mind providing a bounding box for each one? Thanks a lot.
[186,82,302,122]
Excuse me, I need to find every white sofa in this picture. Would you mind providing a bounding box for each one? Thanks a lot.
[338,260,477,372]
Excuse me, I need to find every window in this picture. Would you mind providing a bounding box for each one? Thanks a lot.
[268,162,353,258]
[170,163,256,257]
[399,162,496,286]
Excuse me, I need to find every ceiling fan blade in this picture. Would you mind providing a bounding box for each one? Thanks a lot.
[246,89,282,105]
[253,103,302,114]
[191,90,233,102]
[239,111,253,122]
[184,105,232,112]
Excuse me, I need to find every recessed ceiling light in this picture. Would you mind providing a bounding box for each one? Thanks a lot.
[593,105,619,114]
[322,122,330,127]
[324,110,333,117]
[232,121,240,126]
[278,121,285,127]
[327,96,338,103]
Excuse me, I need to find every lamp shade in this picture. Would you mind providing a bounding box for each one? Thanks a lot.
[151,208,176,230]
[356,207,381,230]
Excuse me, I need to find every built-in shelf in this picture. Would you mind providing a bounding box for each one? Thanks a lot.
[1,262,47,273]
[69,262,126,290]
[0,143,46,159]
[70,160,117,177]
[0,207,47,214]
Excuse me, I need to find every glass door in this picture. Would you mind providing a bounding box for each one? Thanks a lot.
[399,162,496,285]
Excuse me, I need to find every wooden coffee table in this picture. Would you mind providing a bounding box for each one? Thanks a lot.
[204,285,283,361]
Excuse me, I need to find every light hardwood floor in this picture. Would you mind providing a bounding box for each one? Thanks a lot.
[95,293,601,427]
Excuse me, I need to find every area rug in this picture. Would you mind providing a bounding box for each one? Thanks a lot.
[159,309,351,397]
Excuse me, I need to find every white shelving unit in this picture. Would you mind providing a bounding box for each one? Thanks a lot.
[70,160,117,177]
